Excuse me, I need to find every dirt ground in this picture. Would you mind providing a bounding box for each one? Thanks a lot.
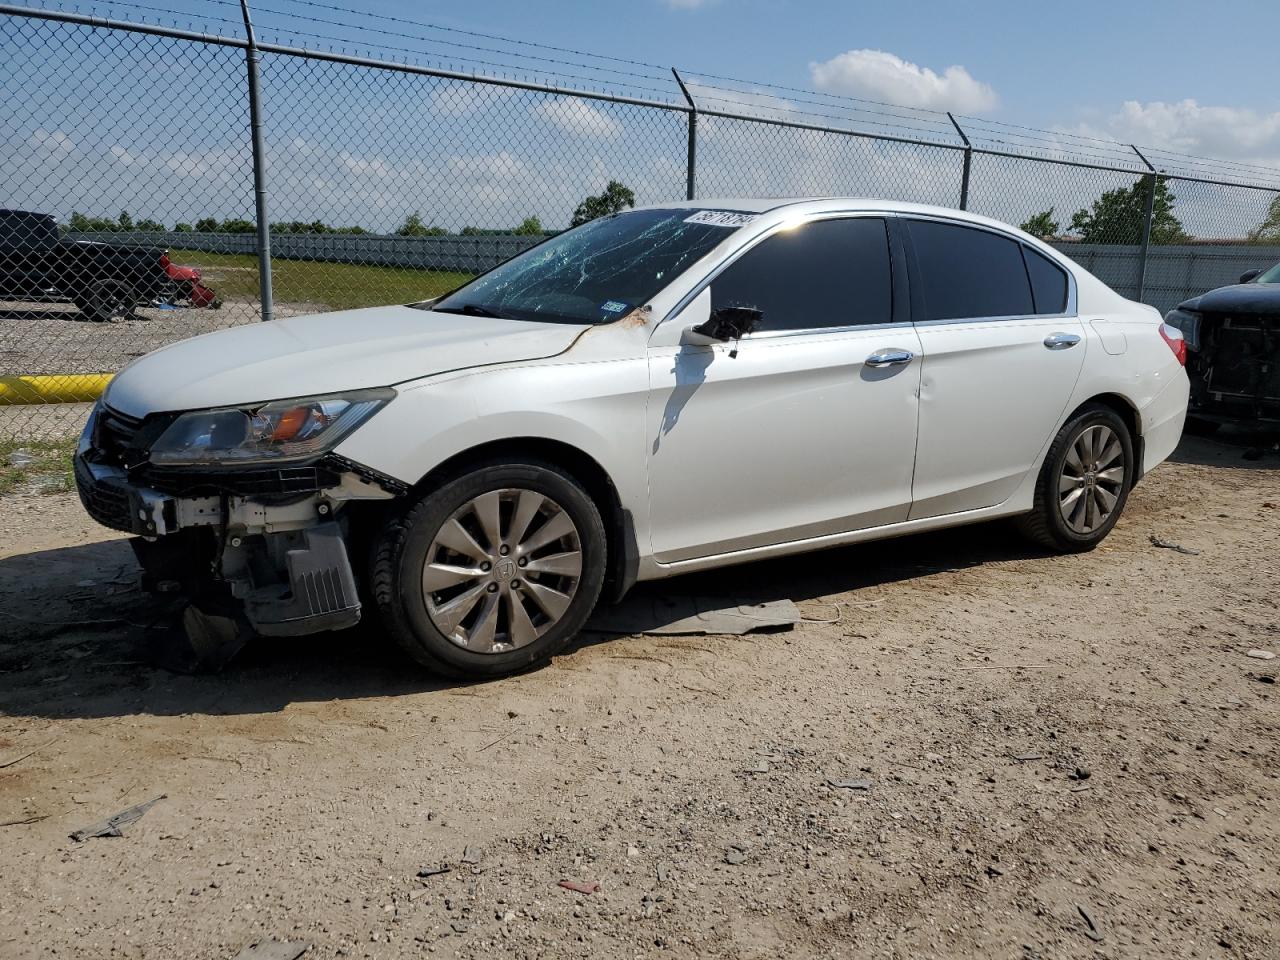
[0,432,1277,960]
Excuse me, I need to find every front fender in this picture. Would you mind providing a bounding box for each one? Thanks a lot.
[333,356,651,530]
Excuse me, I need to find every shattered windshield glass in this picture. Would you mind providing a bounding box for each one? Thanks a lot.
[428,208,751,325]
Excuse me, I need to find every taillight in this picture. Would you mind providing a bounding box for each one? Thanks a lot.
[159,253,170,268]
[1159,322,1187,366]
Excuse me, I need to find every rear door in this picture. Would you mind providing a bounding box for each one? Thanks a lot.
[903,217,1085,519]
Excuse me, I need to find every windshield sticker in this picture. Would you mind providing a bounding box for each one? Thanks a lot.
[683,210,758,228]
[600,300,628,313]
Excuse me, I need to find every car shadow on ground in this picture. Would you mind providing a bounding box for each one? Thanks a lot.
[0,307,86,323]
[1170,426,1279,470]
[0,519,1052,722]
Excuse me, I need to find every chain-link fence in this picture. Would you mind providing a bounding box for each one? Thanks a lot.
[3,3,1280,442]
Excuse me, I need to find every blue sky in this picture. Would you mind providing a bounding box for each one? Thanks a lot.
[3,0,1278,235]
[347,0,1272,123]
[230,0,1280,162]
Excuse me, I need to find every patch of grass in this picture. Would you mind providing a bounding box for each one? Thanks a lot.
[169,248,474,311]
[0,438,78,496]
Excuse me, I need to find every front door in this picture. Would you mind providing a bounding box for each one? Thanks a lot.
[645,216,923,564]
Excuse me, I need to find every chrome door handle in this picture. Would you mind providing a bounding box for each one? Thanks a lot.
[1044,332,1082,350]
[865,349,914,368]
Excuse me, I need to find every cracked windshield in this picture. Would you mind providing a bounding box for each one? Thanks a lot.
[430,208,752,324]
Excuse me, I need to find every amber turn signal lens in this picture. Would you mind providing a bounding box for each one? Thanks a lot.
[271,405,311,440]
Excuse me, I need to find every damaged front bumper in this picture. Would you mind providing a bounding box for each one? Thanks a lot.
[75,408,404,638]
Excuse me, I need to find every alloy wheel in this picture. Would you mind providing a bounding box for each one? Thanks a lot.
[1058,423,1125,534]
[421,487,584,653]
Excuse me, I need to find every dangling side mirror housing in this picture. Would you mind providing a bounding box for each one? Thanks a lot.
[684,305,763,345]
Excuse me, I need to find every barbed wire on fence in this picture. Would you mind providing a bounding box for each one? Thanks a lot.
[2,0,1280,444]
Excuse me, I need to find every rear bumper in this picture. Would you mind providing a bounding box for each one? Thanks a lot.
[1141,374,1190,475]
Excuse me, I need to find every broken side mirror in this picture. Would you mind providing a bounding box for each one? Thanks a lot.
[684,306,763,345]
[1239,268,1262,284]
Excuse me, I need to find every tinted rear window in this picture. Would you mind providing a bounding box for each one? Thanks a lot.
[1023,246,1069,314]
[711,217,893,331]
[907,219,1034,321]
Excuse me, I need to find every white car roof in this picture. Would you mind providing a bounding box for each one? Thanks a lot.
[632,196,1022,235]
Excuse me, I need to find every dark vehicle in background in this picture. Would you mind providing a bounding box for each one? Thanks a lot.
[0,209,216,322]
[1165,263,1280,429]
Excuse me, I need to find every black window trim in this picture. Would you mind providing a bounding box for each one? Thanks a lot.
[897,213,1078,326]
[660,210,913,339]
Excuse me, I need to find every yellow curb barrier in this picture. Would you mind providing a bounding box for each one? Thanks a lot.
[0,373,113,405]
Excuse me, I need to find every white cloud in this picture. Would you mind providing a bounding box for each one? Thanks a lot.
[29,128,74,154]
[809,49,997,113]
[1072,99,1280,165]
[531,97,623,138]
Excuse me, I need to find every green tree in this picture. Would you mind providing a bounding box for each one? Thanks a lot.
[135,218,164,232]
[68,211,120,232]
[396,212,447,237]
[570,180,635,227]
[219,219,256,234]
[194,217,219,233]
[513,216,544,236]
[117,209,133,231]
[1247,195,1280,244]
[1070,178,1189,244]
[1020,208,1059,239]
[173,222,193,233]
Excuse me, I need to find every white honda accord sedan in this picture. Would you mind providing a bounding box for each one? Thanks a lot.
[77,199,1189,677]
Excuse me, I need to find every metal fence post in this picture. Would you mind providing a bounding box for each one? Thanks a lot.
[1132,145,1157,303]
[240,0,273,322]
[948,113,971,210]
[672,68,697,201]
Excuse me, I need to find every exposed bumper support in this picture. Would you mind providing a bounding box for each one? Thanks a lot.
[75,451,385,640]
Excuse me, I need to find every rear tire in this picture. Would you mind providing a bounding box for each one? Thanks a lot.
[75,280,138,323]
[371,460,606,678]
[1017,403,1134,553]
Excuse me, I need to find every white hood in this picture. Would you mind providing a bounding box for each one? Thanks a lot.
[105,305,588,417]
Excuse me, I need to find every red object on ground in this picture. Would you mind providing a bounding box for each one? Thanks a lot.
[557,880,601,895]
[162,254,217,307]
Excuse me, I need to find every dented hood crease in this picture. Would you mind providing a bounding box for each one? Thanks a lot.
[104,305,589,418]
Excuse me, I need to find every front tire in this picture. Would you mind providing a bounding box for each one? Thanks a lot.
[1017,403,1134,553]
[371,460,607,678]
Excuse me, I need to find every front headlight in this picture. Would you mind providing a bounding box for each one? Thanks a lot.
[1163,307,1201,352]
[148,388,393,466]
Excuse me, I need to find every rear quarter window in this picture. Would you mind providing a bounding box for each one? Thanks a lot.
[1022,246,1069,314]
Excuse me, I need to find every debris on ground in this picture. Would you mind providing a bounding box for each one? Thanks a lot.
[1149,535,1201,556]
[231,941,310,960]
[827,778,873,790]
[460,845,480,864]
[588,595,802,635]
[1245,649,1276,660]
[1077,904,1104,942]
[557,880,601,894]
[1011,752,1044,762]
[416,865,450,879]
[0,737,56,769]
[69,795,166,842]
